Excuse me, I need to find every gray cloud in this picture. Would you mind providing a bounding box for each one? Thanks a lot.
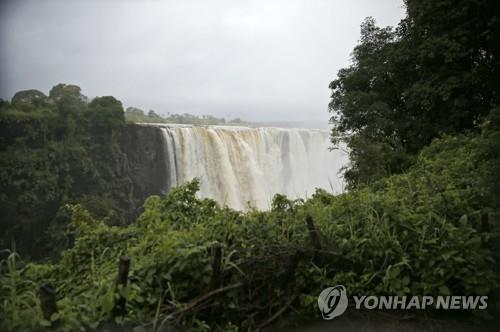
[0,0,404,122]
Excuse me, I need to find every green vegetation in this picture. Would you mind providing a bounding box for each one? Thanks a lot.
[1,0,499,330]
[329,0,500,187]
[0,84,130,258]
[125,107,247,126]
[0,84,250,260]
[1,119,498,330]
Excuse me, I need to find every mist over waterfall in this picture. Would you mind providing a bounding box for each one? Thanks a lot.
[157,124,347,210]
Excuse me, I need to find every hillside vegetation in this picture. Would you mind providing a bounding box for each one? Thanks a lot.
[0,85,127,257]
[1,115,498,330]
[0,85,169,259]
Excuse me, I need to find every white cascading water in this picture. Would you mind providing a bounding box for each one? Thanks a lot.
[158,124,347,210]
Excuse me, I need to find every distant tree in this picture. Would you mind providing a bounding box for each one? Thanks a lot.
[49,83,86,102]
[48,84,87,115]
[47,84,87,140]
[87,96,125,137]
[125,107,145,117]
[89,96,124,115]
[148,110,162,119]
[11,89,48,109]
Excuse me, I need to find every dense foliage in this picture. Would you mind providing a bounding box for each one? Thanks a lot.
[329,0,500,186]
[0,84,129,258]
[1,119,498,330]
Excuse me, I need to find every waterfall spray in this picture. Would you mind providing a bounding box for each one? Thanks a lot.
[157,124,346,210]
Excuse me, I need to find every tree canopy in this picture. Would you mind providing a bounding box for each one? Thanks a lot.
[0,84,129,258]
[11,89,49,108]
[329,0,500,187]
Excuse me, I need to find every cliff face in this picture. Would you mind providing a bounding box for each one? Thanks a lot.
[0,121,169,258]
[114,124,168,221]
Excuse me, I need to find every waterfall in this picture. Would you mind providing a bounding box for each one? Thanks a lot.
[157,124,347,210]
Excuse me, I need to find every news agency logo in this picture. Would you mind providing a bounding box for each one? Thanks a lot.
[318,285,488,320]
[317,285,348,320]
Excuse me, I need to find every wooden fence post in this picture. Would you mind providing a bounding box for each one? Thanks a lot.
[306,215,321,251]
[306,215,322,264]
[280,251,300,289]
[112,256,130,317]
[481,211,490,232]
[39,283,57,322]
[211,242,222,290]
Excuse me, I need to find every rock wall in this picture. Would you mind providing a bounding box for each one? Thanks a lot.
[0,122,169,258]
[115,124,169,221]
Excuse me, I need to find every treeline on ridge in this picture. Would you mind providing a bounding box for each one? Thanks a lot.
[125,107,247,126]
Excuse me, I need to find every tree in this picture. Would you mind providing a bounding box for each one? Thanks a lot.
[329,1,500,187]
[329,17,410,185]
[47,84,87,141]
[148,110,161,119]
[125,107,145,117]
[49,84,85,102]
[87,96,125,143]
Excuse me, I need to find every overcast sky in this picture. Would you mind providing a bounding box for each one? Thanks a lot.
[0,0,404,122]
